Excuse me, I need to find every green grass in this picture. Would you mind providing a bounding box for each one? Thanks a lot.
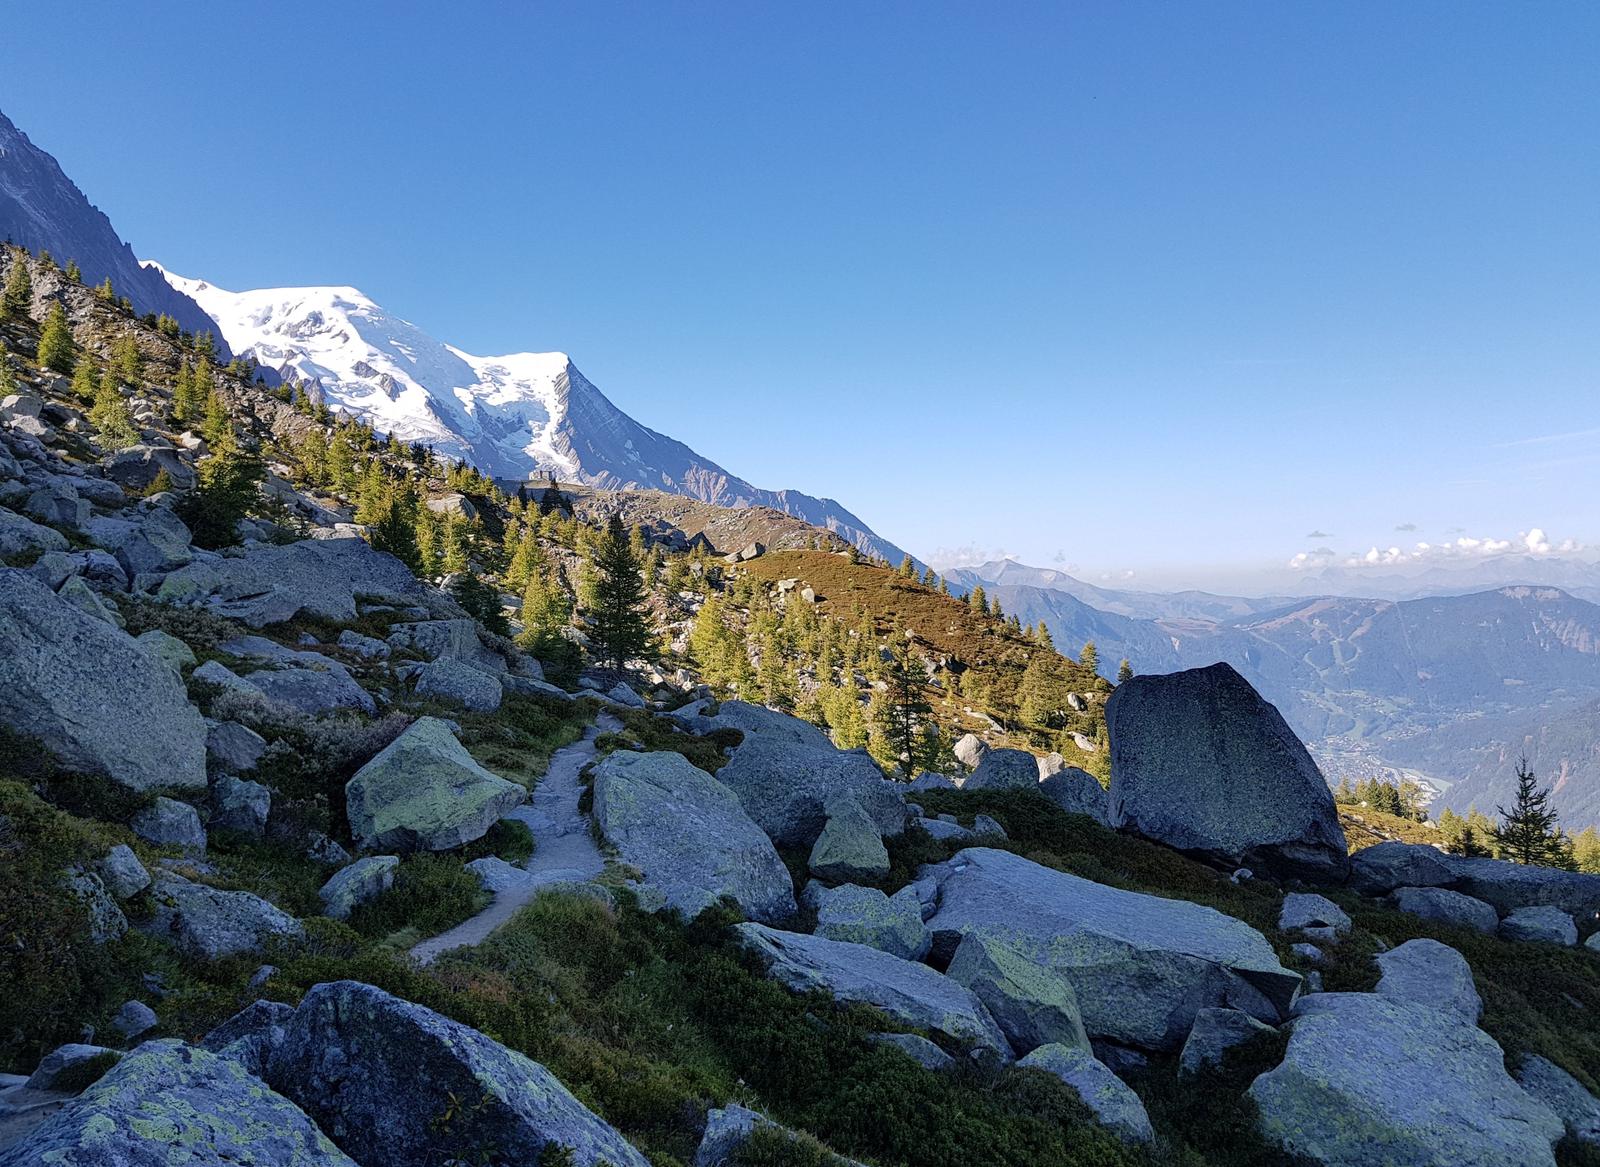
[597,707,740,774]
[459,692,599,787]
[346,853,490,943]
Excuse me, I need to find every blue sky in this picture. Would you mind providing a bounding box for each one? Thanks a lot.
[5,3,1598,587]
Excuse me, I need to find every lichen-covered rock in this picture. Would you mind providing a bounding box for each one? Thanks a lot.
[592,750,795,923]
[1178,1007,1274,1076]
[1017,1043,1154,1145]
[216,638,378,715]
[670,698,832,749]
[0,507,69,558]
[813,884,928,959]
[1106,662,1348,879]
[336,629,390,659]
[735,924,1009,1056]
[808,793,890,883]
[922,848,1301,1050]
[1038,765,1109,825]
[158,538,431,627]
[717,735,904,847]
[1375,938,1482,1024]
[266,981,649,1167]
[1390,885,1498,934]
[344,716,525,852]
[135,628,195,676]
[23,1044,120,1091]
[0,568,207,791]
[964,748,1039,791]
[1446,856,1600,921]
[140,873,304,960]
[131,796,207,855]
[413,658,503,712]
[1500,905,1578,947]
[212,774,271,837]
[111,1000,157,1040]
[1248,993,1561,1167]
[385,618,505,675]
[692,1103,865,1167]
[0,1039,357,1167]
[99,844,150,899]
[946,930,1089,1056]
[1515,1055,1600,1148]
[318,855,400,920]
[64,869,127,944]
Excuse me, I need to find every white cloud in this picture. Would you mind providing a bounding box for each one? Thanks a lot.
[927,544,1011,570]
[1286,526,1584,570]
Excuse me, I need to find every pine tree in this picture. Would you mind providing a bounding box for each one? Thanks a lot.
[299,428,328,486]
[366,484,423,573]
[898,555,915,579]
[1,253,32,321]
[94,277,115,302]
[1494,758,1565,866]
[171,362,200,423]
[1573,826,1600,875]
[968,585,988,617]
[874,636,934,779]
[0,344,15,396]
[586,513,653,673]
[1079,640,1100,677]
[64,259,82,282]
[36,303,75,373]
[69,356,96,401]
[110,335,142,386]
[517,552,580,681]
[177,440,265,549]
[1116,658,1134,684]
[201,385,231,448]
[451,570,511,636]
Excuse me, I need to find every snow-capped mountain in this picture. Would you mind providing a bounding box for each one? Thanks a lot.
[159,270,911,565]
[0,109,224,347]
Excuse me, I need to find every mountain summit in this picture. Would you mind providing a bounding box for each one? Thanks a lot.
[160,270,910,565]
[0,109,222,345]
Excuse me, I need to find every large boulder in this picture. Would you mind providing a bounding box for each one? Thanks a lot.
[102,443,197,491]
[946,930,1089,1056]
[1347,841,1457,895]
[716,736,905,847]
[202,999,295,1077]
[1447,858,1600,922]
[1105,662,1348,879]
[211,774,271,837]
[669,698,832,749]
[413,658,503,712]
[1038,765,1109,825]
[140,873,304,960]
[952,732,990,770]
[345,716,525,852]
[0,1039,356,1167]
[964,748,1039,791]
[1501,905,1578,947]
[1279,892,1351,937]
[922,848,1301,1050]
[64,870,128,944]
[693,1104,866,1167]
[23,1043,121,1091]
[1375,938,1481,1025]
[808,793,890,883]
[0,507,69,558]
[99,844,150,899]
[131,796,207,855]
[592,750,795,923]
[1016,1044,1154,1145]
[0,568,207,790]
[219,635,377,716]
[158,538,429,627]
[95,506,193,577]
[734,924,1010,1056]
[266,981,649,1167]
[1390,886,1498,934]
[1515,1055,1600,1148]
[387,618,507,675]
[1248,993,1562,1167]
[207,721,267,772]
[813,883,929,959]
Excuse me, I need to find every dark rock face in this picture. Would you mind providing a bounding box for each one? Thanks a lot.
[267,981,648,1167]
[0,110,225,345]
[1106,663,1347,879]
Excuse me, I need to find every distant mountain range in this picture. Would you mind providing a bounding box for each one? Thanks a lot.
[956,559,1600,828]
[0,109,223,348]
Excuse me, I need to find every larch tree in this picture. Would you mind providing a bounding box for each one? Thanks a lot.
[36,303,75,373]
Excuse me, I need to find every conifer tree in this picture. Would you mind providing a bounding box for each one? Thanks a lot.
[89,370,138,449]
[366,484,423,573]
[451,570,510,636]
[171,362,200,423]
[94,277,115,302]
[36,303,75,373]
[1079,640,1100,677]
[586,513,653,673]
[177,433,264,549]
[0,344,14,396]
[1,253,31,321]
[968,585,988,616]
[1494,758,1565,866]
[299,428,328,485]
[69,355,96,401]
[1117,658,1134,684]
[874,636,934,779]
[64,259,81,282]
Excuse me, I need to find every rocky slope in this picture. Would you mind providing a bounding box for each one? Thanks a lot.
[0,110,223,345]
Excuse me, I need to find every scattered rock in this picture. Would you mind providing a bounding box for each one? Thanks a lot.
[0,1039,356,1167]
[908,770,958,791]
[206,720,267,772]
[964,748,1039,791]
[131,796,206,855]
[336,629,390,659]
[64,870,127,944]
[1178,1007,1275,1077]
[0,508,69,559]
[813,884,929,959]
[692,1103,864,1167]
[0,568,207,790]
[717,736,904,848]
[385,618,505,675]
[1373,938,1482,1025]
[345,716,525,852]
[134,628,195,676]
[1499,905,1579,947]
[1446,858,1600,922]
[201,999,295,1077]
[22,1044,119,1091]
[1016,1044,1154,1145]
[946,930,1089,1056]
[922,848,1301,1050]
[868,1032,954,1071]
[735,924,1010,1056]
[266,980,650,1167]
[1038,765,1109,825]
[140,873,304,960]
[102,443,197,490]
[98,844,150,899]
[1347,840,1457,895]
[971,814,1007,839]
[1390,885,1498,934]
[211,774,270,837]
[1280,892,1351,937]
[606,680,645,708]
[1106,662,1348,879]
[413,658,503,712]
[953,733,990,770]
[809,794,890,883]
[110,1001,157,1040]
[592,750,795,924]
[670,698,831,749]
[1515,1054,1600,1148]
[318,856,401,920]
[1249,992,1562,1167]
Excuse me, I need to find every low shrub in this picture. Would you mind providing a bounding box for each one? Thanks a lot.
[347,854,489,941]
[462,819,535,865]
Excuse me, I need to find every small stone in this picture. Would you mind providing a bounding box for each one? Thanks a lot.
[111,1000,157,1040]
[1500,904,1578,947]
[99,844,150,899]
[131,796,206,855]
[1279,892,1351,936]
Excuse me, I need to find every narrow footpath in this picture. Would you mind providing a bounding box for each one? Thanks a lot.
[411,710,621,964]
